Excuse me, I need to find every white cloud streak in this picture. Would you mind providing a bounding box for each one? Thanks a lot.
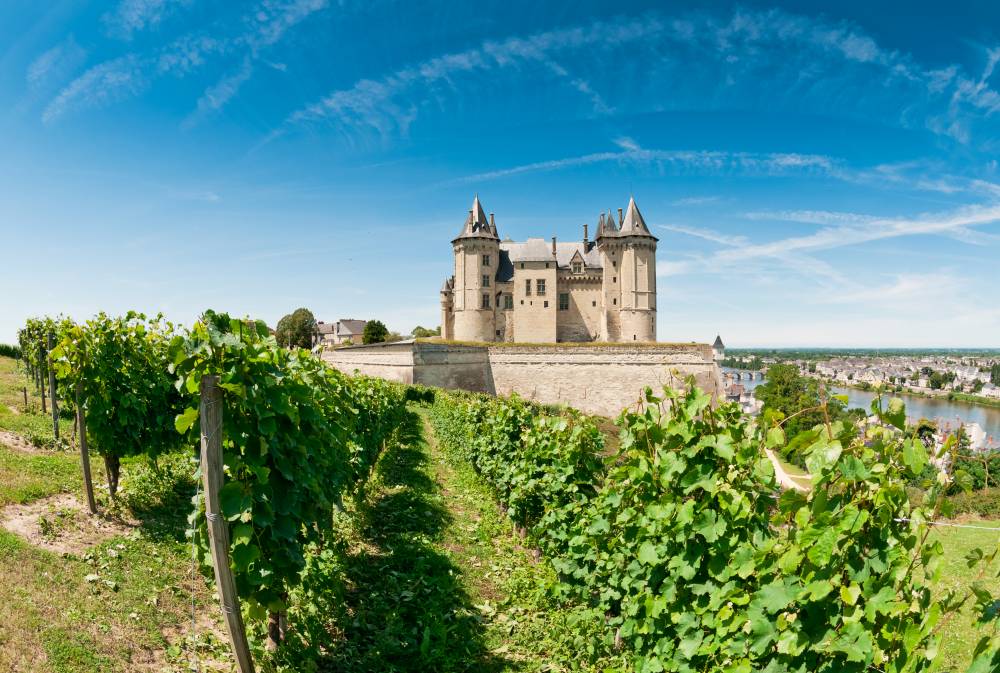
[443,149,836,186]
[44,0,328,124]
[278,7,1000,147]
[27,37,87,89]
[103,0,193,40]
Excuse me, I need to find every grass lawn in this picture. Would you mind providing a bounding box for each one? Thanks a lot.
[932,521,1000,671]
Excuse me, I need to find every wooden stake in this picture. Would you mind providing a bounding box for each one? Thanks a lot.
[75,383,97,515]
[200,375,255,673]
[39,345,47,415]
[47,333,59,441]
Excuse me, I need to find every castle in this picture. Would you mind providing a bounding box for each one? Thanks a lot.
[440,196,657,343]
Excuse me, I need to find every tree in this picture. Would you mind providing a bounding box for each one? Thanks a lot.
[274,308,317,349]
[411,325,441,338]
[755,363,847,445]
[362,320,389,344]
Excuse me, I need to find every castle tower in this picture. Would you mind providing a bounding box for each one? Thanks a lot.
[599,197,657,342]
[450,195,500,342]
[596,209,621,341]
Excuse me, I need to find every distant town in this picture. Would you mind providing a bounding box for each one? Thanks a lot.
[722,349,1000,401]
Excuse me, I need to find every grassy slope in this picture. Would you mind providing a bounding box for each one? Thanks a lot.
[932,522,1000,671]
[0,356,228,673]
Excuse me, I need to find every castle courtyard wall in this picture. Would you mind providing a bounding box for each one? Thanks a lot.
[323,341,723,417]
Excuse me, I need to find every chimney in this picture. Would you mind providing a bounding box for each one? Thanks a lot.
[618,208,624,225]
[489,213,495,227]
[583,223,589,247]
[551,236,557,256]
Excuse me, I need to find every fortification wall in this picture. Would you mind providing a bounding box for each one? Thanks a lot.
[322,340,723,418]
[322,341,416,384]
[486,344,718,417]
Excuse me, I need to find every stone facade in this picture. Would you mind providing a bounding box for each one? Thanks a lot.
[440,196,657,343]
[323,341,723,418]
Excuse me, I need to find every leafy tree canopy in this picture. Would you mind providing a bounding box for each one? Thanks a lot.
[274,308,317,349]
[362,320,389,344]
[411,325,441,338]
[755,363,847,445]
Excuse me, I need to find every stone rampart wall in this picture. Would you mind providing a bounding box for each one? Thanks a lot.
[322,340,723,417]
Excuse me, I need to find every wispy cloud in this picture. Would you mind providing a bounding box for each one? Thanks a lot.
[43,56,148,123]
[183,56,254,128]
[44,0,328,124]
[282,14,663,137]
[276,7,1000,147]
[670,196,720,206]
[103,0,193,40]
[27,37,87,90]
[443,148,836,186]
[659,224,746,246]
[658,203,1000,287]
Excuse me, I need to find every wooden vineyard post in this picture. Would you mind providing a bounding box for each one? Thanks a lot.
[47,333,59,441]
[75,383,97,514]
[38,344,47,415]
[200,375,256,673]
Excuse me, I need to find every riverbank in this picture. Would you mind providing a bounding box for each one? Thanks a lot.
[813,377,1000,411]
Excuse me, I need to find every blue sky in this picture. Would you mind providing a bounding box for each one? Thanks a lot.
[2,0,999,347]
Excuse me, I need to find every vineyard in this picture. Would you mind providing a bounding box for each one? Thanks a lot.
[0,313,998,672]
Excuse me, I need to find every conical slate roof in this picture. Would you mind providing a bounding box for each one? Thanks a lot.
[453,195,499,242]
[619,196,655,238]
[713,335,725,349]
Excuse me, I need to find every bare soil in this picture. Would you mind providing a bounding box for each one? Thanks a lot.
[0,429,49,455]
[0,493,136,555]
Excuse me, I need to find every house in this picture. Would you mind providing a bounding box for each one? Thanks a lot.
[316,319,367,346]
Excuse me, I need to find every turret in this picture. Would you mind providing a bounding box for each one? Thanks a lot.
[451,195,500,342]
[617,197,657,341]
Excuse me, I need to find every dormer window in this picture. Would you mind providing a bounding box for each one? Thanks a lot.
[572,262,582,274]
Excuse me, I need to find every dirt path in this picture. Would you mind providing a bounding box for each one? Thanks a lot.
[765,448,811,492]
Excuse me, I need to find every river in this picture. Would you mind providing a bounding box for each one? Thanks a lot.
[722,368,1000,442]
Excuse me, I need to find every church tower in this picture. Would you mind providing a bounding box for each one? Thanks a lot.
[449,195,500,342]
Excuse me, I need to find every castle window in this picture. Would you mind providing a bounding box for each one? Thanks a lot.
[572,262,582,274]
[481,294,490,309]
[525,279,532,296]
[613,261,617,268]
[482,274,490,287]
[536,279,546,295]
[483,254,490,266]
[558,293,569,310]
[613,276,617,283]
[520,262,524,269]
[545,262,549,269]
[592,300,596,307]
[613,298,617,305]
[544,301,549,308]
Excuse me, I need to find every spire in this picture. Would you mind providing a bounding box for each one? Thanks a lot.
[453,194,499,242]
[619,196,657,239]
[607,209,618,232]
